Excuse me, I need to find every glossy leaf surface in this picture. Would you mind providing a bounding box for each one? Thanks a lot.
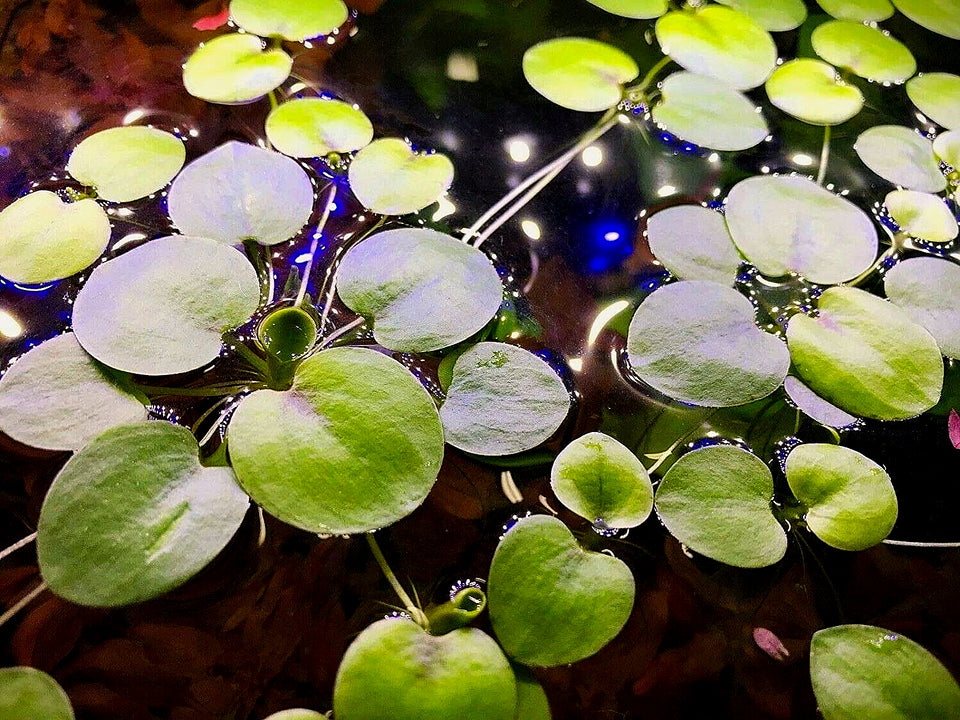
[348,139,454,215]
[884,257,960,359]
[265,98,374,158]
[765,59,864,126]
[182,34,292,104]
[645,204,741,285]
[854,125,946,192]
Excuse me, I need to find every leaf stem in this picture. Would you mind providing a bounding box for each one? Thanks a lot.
[135,383,264,398]
[0,582,46,629]
[318,316,366,350]
[816,125,832,186]
[882,539,960,548]
[0,532,37,563]
[628,55,673,97]
[366,534,428,629]
[296,183,338,308]
[462,109,619,246]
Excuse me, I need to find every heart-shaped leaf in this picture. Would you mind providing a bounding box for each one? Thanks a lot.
[521,37,639,112]
[890,0,960,41]
[724,175,878,284]
[167,141,315,246]
[646,205,742,285]
[72,235,261,376]
[651,71,769,151]
[885,189,959,243]
[815,0,893,22]
[810,625,960,720]
[906,73,960,130]
[654,445,787,568]
[655,6,777,90]
[884,257,960,359]
[230,0,348,41]
[488,515,635,667]
[765,59,864,126]
[715,0,807,31]
[786,444,897,550]
[182,33,292,104]
[228,346,444,534]
[0,667,74,720]
[37,421,249,607]
[66,126,186,202]
[348,138,454,215]
[626,280,790,407]
[812,20,916,84]
[333,619,516,720]
[934,130,960,168]
[854,126,946,192]
[787,286,943,420]
[0,333,147,451]
[586,0,666,18]
[0,191,110,285]
[440,342,570,457]
[265,98,374,158]
[550,432,653,529]
[336,228,503,352]
[784,375,858,429]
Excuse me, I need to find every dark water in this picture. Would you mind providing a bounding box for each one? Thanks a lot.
[1,1,959,718]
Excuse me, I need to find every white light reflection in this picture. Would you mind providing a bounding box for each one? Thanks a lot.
[568,358,583,372]
[582,146,603,167]
[122,109,147,125]
[657,185,677,198]
[507,138,531,163]
[446,51,479,82]
[520,219,541,240]
[0,309,23,339]
[792,153,814,166]
[432,196,456,221]
[587,300,630,345]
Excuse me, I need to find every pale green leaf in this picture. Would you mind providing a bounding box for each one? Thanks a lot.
[0,191,110,285]
[906,73,960,130]
[586,0,667,20]
[66,126,186,202]
[230,0,348,41]
[765,59,864,126]
[646,204,742,285]
[0,667,74,720]
[37,421,249,607]
[884,257,960,359]
[886,189,958,243]
[72,235,261,376]
[784,375,858,429]
[854,125,945,192]
[933,130,960,168]
[890,0,960,40]
[265,98,374,158]
[626,280,790,407]
[715,0,807,32]
[182,33,292,104]
[348,138,454,215]
[815,0,893,22]
[812,20,915,84]
[337,228,503,353]
[488,515,635,667]
[787,286,943,420]
[654,445,787,568]
[724,175,878,284]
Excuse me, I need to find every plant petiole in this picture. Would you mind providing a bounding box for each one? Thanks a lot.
[816,124,832,186]
[0,581,46,629]
[296,183,338,308]
[0,532,37,563]
[366,533,429,630]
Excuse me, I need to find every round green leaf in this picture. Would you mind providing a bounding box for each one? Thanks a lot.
[890,0,960,40]
[337,228,503,353]
[550,432,653,528]
[724,175,878,284]
[0,191,110,285]
[0,667,74,720]
[715,0,807,32]
[651,71,769,151]
[521,37,639,112]
[230,0,348,41]
[348,138,454,215]
[654,445,787,568]
[765,59,864,126]
[488,515,635,667]
[440,342,570,457]
[66,126,186,202]
[815,0,893,22]
[182,33,292,104]
[884,257,960,359]
[934,130,960,168]
[787,286,943,420]
[810,624,960,720]
[647,205,741,285]
[514,668,552,720]
[37,421,249,607]
[334,619,516,720]
[0,333,146,451]
[168,141,314,246]
[586,0,666,18]
[655,6,777,91]
[626,280,790,407]
[854,126,946,192]
[906,73,960,130]
[228,346,444,534]
[265,98,373,158]
[812,21,915,84]
[885,189,959,243]
[72,235,261,376]
[263,711,326,720]
[784,375,858,429]
[786,444,897,551]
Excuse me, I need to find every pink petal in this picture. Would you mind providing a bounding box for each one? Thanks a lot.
[949,409,960,450]
[193,7,230,31]
[753,627,789,661]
